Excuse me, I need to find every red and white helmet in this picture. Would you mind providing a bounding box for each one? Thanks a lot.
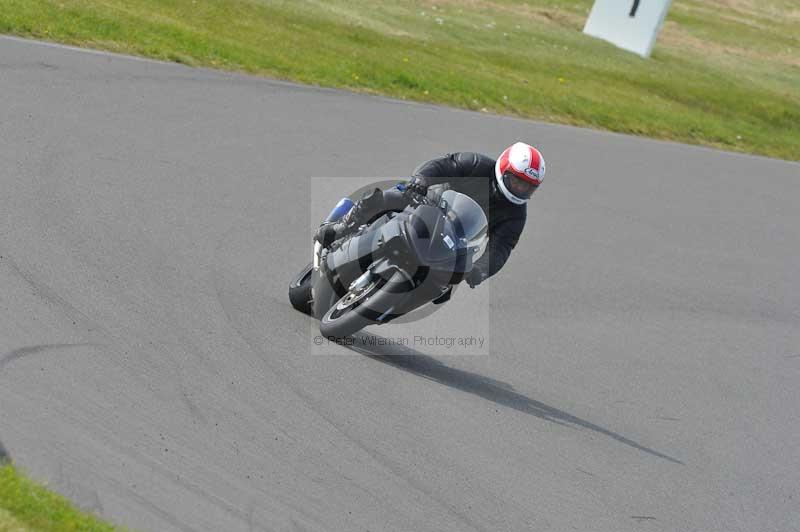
[494,142,546,204]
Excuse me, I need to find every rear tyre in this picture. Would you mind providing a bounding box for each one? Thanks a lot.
[288,262,314,315]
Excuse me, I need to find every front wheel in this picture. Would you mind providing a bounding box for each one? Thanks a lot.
[319,274,388,339]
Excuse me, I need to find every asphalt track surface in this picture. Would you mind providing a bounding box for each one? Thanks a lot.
[1,36,799,532]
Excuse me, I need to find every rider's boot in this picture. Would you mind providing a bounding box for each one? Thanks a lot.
[316,187,384,246]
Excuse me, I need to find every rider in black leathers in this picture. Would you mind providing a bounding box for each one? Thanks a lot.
[316,143,546,288]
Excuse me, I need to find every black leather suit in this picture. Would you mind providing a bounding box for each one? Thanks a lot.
[342,152,527,286]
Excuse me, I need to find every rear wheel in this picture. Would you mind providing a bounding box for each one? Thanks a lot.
[288,262,314,314]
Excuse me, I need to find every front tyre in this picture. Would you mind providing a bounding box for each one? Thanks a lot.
[319,275,386,339]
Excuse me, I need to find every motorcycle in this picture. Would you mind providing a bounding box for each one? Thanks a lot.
[289,184,489,339]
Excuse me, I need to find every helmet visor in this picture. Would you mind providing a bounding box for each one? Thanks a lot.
[502,171,538,201]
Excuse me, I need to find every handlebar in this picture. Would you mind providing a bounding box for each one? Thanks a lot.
[401,185,438,207]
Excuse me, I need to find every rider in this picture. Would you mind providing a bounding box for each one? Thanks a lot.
[315,142,546,288]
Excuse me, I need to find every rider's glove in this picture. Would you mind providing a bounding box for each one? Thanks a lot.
[404,177,428,198]
[465,266,487,289]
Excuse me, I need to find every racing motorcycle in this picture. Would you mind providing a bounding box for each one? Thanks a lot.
[288,185,488,339]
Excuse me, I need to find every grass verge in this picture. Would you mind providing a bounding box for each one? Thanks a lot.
[0,0,798,160]
[0,462,117,531]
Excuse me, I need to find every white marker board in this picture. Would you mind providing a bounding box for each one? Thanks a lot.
[583,0,673,58]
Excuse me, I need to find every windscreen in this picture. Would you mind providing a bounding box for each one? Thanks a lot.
[406,190,489,271]
[440,190,488,259]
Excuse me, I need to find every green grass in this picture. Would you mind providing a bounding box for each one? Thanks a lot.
[0,0,798,160]
[0,463,117,531]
